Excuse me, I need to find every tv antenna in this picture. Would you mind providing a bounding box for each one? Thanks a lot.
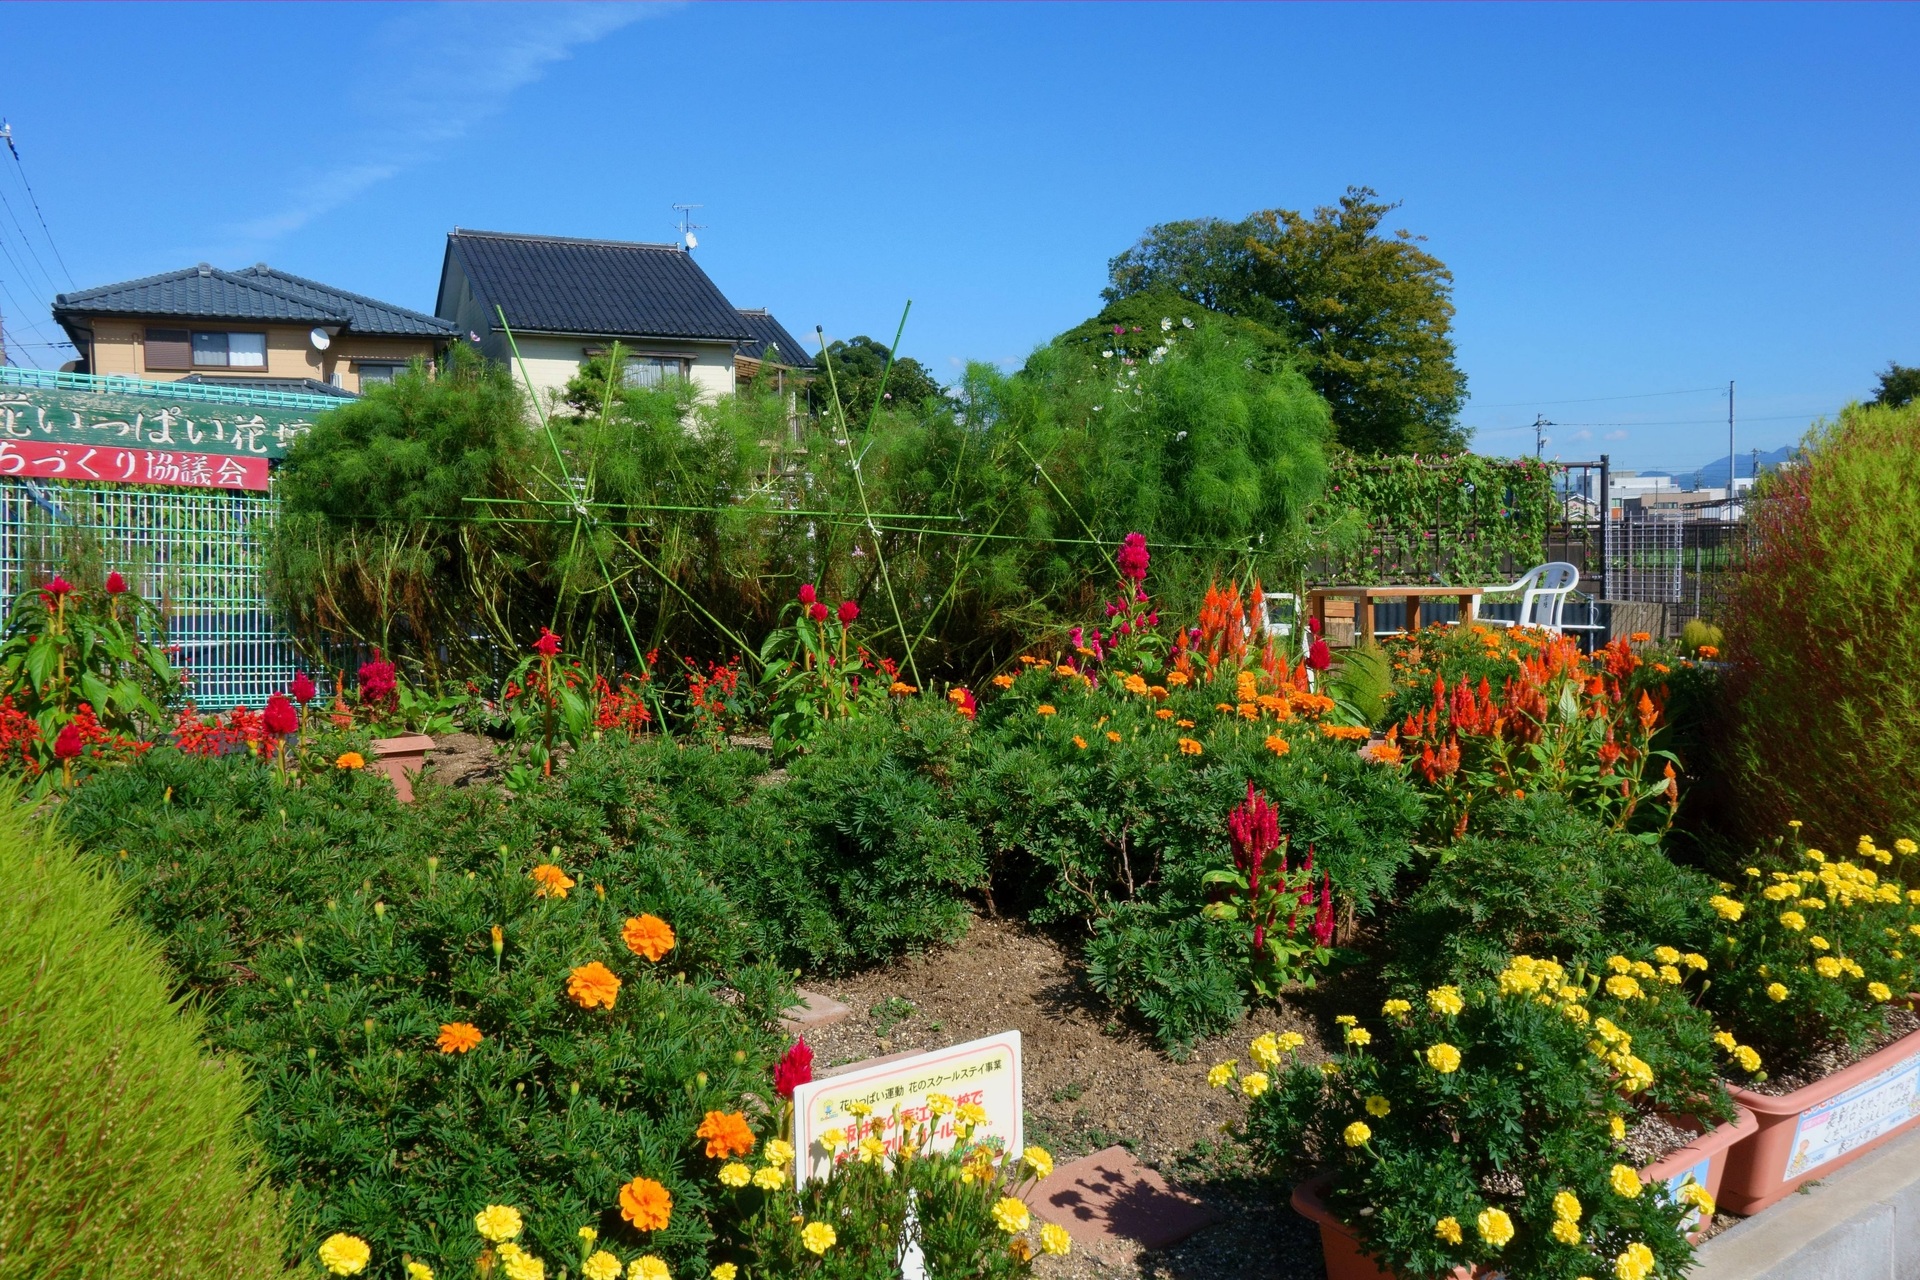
[671,204,705,252]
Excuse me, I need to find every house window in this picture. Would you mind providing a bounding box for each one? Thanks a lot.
[145,329,192,371]
[358,363,405,386]
[190,331,268,369]
[622,356,688,388]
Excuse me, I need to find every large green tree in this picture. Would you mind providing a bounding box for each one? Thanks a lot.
[1871,361,1920,409]
[811,335,950,427]
[1105,187,1469,455]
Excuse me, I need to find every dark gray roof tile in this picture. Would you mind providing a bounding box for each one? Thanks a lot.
[53,264,453,337]
[734,309,812,368]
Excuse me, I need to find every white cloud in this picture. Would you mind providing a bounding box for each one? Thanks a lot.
[223,3,659,247]
[1570,429,1593,442]
[1605,429,1630,441]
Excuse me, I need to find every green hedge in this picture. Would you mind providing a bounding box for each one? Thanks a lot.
[0,786,298,1279]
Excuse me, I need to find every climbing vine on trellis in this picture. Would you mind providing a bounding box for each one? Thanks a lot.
[1302,451,1558,586]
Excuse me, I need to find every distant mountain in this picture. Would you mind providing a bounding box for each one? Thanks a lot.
[1670,445,1798,490]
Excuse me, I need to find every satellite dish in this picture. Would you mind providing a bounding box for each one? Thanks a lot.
[684,232,698,250]
[309,327,332,351]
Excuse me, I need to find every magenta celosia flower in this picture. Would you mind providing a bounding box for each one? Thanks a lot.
[105,571,128,595]
[1117,532,1150,583]
[774,1038,814,1099]
[53,721,83,760]
[533,627,561,657]
[45,575,72,596]
[798,583,817,605]
[1308,638,1331,671]
[290,672,317,705]
[358,654,397,704]
[837,600,859,625]
[808,602,830,623]
[263,692,298,737]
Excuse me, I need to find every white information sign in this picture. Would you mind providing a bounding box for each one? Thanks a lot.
[1784,1050,1920,1181]
[790,1030,1022,1186]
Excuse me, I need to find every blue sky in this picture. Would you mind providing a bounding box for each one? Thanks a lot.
[1,2,1914,472]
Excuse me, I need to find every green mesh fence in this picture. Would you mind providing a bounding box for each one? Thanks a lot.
[0,478,305,711]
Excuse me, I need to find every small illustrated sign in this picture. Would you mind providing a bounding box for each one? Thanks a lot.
[1663,1157,1713,1233]
[1784,1050,1920,1181]
[790,1031,1022,1186]
[0,439,269,491]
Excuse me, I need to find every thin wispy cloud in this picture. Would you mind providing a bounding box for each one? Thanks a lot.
[222,3,658,249]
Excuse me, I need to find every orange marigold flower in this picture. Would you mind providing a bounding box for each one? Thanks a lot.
[567,961,622,1010]
[1165,671,1189,687]
[1177,737,1203,756]
[697,1109,757,1158]
[1367,742,1404,766]
[1320,724,1370,741]
[1630,631,1652,643]
[1154,708,1174,720]
[1106,731,1123,743]
[888,681,918,695]
[1237,702,1260,721]
[1265,734,1290,756]
[622,914,676,962]
[1697,644,1720,659]
[1072,735,1087,749]
[992,674,1015,689]
[1215,702,1234,713]
[335,751,366,770]
[437,1021,483,1054]
[1036,705,1057,717]
[618,1176,673,1231]
[531,863,576,899]
[1176,718,1196,728]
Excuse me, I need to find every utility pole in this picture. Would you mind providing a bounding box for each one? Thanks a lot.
[1533,414,1552,458]
[1727,380,1736,496]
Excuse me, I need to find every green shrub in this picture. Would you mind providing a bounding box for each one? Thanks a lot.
[60,749,796,1277]
[0,786,297,1279]
[1724,402,1920,848]
[1679,618,1723,656]
[1327,641,1392,726]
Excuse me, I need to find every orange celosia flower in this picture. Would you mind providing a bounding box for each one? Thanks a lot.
[618,1176,673,1231]
[622,914,676,962]
[696,1110,757,1158]
[1177,737,1203,756]
[567,961,622,1010]
[437,1021,483,1054]
[1265,734,1290,756]
[531,864,576,899]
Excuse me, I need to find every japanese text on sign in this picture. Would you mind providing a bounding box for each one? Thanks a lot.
[0,440,269,491]
[0,393,316,460]
[790,1031,1022,1186]
[1785,1050,1920,1180]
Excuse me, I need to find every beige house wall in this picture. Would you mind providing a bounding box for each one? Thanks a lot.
[508,332,737,411]
[83,318,436,392]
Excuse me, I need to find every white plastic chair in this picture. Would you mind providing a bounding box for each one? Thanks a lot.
[1471,562,1580,632]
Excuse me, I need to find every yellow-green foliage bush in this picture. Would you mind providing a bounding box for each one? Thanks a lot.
[1724,403,1920,848]
[0,788,297,1279]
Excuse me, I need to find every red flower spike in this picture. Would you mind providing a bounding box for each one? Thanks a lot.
[290,672,317,705]
[104,571,128,595]
[263,692,299,737]
[357,653,397,705]
[798,583,817,605]
[808,602,830,623]
[1116,532,1151,584]
[773,1038,814,1099]
[533,627,562,657]
[45,576,72,597]
[53,721,83,760]
[837,600,859,625]
[1307,638,1331,671]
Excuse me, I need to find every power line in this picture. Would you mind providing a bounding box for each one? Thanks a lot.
[0,186,60,300]
[0,122,75,287]
[1469,385,1726,410]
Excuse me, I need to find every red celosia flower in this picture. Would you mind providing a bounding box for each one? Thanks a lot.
[1307,638,1331,670]
[290,671,317,705]
[357,653,397,705]
[104,571,128,595]
[774,1038,814,1099]
[53,721,83,760]
[837,600,859,625]
[798,583,817,605]
[808,602,830,623]
[45,576,72,597]
[533,627,562,657]
[263,692,298,737]
[1117,532,1150,583]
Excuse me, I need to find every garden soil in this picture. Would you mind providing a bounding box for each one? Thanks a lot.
[801,913,1331,1279]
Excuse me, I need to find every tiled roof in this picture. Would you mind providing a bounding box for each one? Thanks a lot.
[178,373,359,398]
[446,230,755,342]
[734,309,813,369]
[52,264,453,337]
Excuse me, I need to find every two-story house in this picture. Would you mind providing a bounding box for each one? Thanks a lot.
[435,229,809,407]
[51,263,455,394]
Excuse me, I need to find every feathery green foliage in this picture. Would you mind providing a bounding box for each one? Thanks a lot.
[0,785,298,1280]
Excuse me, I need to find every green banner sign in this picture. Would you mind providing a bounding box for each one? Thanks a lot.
[0,378,337,462]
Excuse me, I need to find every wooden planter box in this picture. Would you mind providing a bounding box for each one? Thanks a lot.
[368,734,434,804]
[1290,1105,1757,1280]
[1720,1022,1920,1215]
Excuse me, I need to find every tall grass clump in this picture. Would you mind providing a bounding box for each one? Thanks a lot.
[0,788,296,1279]
[1724,401,1920,848]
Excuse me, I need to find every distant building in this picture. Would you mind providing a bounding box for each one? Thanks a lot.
[52,263,454,395]
[434,229,809,407]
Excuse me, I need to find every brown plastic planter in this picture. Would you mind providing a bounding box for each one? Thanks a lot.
[1290,1105,1756,1279]
[1720,1022,1920,1215]
[368,734,434,803]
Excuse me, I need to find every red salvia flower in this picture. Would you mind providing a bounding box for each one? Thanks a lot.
[773,1038,814,1099]
[533,627,562,657]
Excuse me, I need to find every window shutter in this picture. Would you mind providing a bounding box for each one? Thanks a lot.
[145,329,191,370]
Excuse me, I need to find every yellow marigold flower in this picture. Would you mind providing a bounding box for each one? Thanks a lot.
[1898,838,1918,856]
[1709,895,1744,921]
[1366,1094,1391,1117]
[1809,935,1830,951]
[856,1136,887,1164]
[711,1266,738,1280]
[1553,1190,1582,1222]
[619,1177,673,1231]
[1345,1026,1372,1047]
[1276,1031,1306,1053]
[1734,1045,1763,1072]
[992,1197,1031,1233]
[1870,981,1893,1001]
[501,1246,545,1280]
[1712,1030,1737,1050]
[1657,964,1683,985]
[1476,1207,1515,1248]
[408,1264,436,1280]
[1807,849,1826,863]
[1428,985,1465,1016]
[531,863,575,898]
[1342,1120,1372,1147]
[437,1021,483,1054]
[1177,737,1203,755]
[1023,1145,1054,1179]
[318,1233,371,1276]
[1607,955,1632,974]
[1815,956,1844,978]
[957,1101,987,1126]
[1679,1182,1716,1216]
[1382,998,1412,1017]
[1653,945,1681,964]
[566,961,622,1011]
[1767,981,1789,1001]
[1249,1034,1281,1069]
[622,914,676,961]
[582,1253,622,1280]
[1683,952,1708,970]
[1552,1218,1583,1245]
[1040,1222,1072,1255]
[1240,1071,1270,1098]
[1780,911,1807,931]
[1335,1013,1358,1026]
[627,1257,668,1280]
[753,1166,785,1189]
[1629,959,1656,980]
[1434,1216,1464,1245]
[819,1127,846,1151]
[718,1162,751,1187]
[1036,704,1056,716]
[1426,1043,1462,1073]
[764,1138,794,1167]
[1615,1241,1655,1280]
[1563,1002,1591,1025]
[1605,975,1644,1000]
[475,1205,524,1243]
[335,751,366,770]
[1610,1164,1643,1198]
[1611,1114,1627,1140]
